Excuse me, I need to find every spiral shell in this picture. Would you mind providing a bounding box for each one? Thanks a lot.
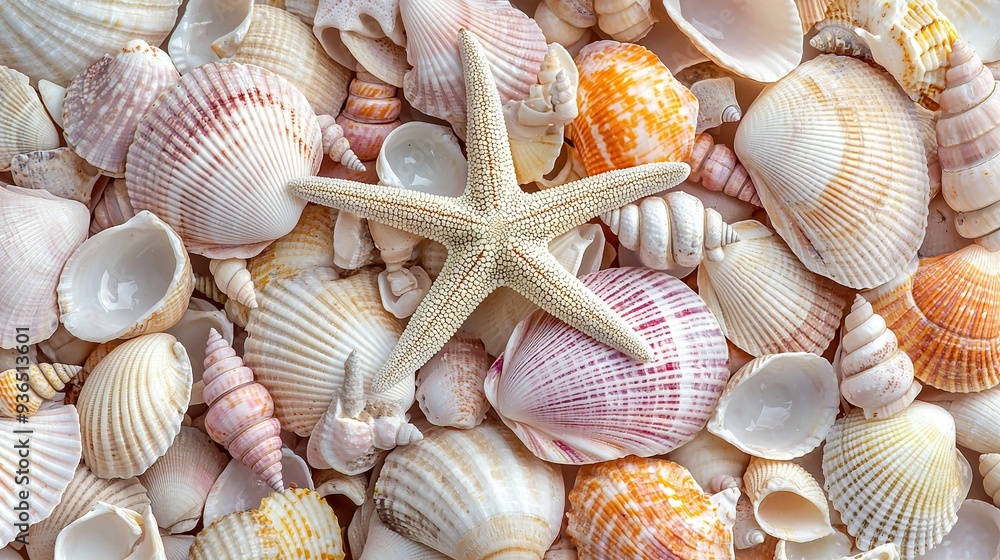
[209,258,258,310]
[203,328,283,492]
[337,72,403,163]
[675,63,742,135]
[838,295,920,420]
[687,132,760,206]
[533,0,597,46]
[0,363,80,417]
[743,457,834,542]
[594,0,656,42]
[318,114,365,171]
[982,454,1000,508]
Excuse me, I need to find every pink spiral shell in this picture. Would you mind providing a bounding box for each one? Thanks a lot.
[203,328,283,492]
[688,132,761,206]
[336,72,402,162]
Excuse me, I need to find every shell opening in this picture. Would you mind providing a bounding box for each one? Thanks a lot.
[757,491,828,538]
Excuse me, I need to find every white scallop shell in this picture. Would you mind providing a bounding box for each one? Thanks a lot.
[161,535,195,560]
[0,66,59,171]
[53,502,164,560]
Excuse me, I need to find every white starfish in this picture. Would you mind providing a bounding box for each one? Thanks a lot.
[291,29,690,391]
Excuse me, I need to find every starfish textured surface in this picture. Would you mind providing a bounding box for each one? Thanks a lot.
[291,29,690,391]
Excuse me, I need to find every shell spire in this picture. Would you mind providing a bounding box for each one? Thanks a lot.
[203,328,284,492]
[336,72,403,164]
[687,132,760,206]
[0,363,81,417]
[318,114,366,172]
[209,258,258,309]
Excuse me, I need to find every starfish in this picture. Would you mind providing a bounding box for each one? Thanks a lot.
[291,29,690,391]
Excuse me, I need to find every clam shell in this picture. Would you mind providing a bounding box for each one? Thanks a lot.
[57,211,193,344]
[742,457,834,542]
[10,147,101,206]
[53,502,164,560]
[0,66,58,171]
[125,62,323,259]
[735,54,932,289]
[62,40,179,177]
[484,267,730,464]
[78,333,192,479]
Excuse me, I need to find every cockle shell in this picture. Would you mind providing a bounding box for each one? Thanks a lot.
[742,457,834,542]
[189,510,279,560]
[485,267,730,464]
[351,495,451,560]
[89,178,135,235]
[0,405,82,548]
[10,148,101,206]
[78,333,192,479]
[922,387,1000,454]
[53,502,164,560]
[62,40,179,177]
[838,294,920,420]
[375,420,565,560]
[203,448,314,527]
[572,40,698,176]
[919,499,1000,560]
[698,220,845,357]
[936,41,1000,250]
[0,0,181,86]
[687,131,759,206]
[566,457,736,560]
[708,353,839,460]
[203,328,284,492]
[246,203,339,295]
[125,62,323,259]
[667,430,750,494]
[533,0,596,46]
[823,402,970,558]
[735,54,932,289]
[863,244,1000,393]
[593,0,656,42]
[258,488,346,559]
[338,72,403,163]
[0,363,80,417]
[57,211,193,344]
[137,427,228,534]
[416,333,491,429]
[0,186,89,348]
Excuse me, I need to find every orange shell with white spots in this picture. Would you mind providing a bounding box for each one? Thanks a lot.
[571,41,698,176]
[567,457,734,560]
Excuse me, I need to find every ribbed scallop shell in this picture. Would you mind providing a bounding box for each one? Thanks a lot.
[0,186,89,348]
[416,333,491,429]
[572,40,697,176]
[62,40,179,177]
[734,54,931,289]
[125,62,323,259]
[922,388,1000,454]
[0,0,181,86]
[161,535,194,560]
[743,457,834,542]
[137,427,228,534]
[399,0,548,135]
[26,463,150,560]
[220,5,351,118]
[202,449,315,528]
[822,401,969,558]
[0,405,82,549]
[258,488,346,559]
[375,420,564,559]
[189,510,279,560]
[864,244,1000,393]
[0,66,59,170]
[484,267,729,464]
[796,0,833,32]
[245,271,411,436]
[78,333,192,479]
[698,220,845,357]
[567,457,734,560]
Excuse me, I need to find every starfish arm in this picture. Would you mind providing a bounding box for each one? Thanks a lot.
[372,245,501,392]
[456,29,522,208]
[506,239,654,362]
[518,162,691,237]
[290,176,477,242]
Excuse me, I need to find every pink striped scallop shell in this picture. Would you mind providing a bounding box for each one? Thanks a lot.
[484,267,730,464]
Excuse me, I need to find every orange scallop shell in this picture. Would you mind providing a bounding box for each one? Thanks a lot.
[567,456,733,560]
[572,40,698,176]
[865,243,1000,393]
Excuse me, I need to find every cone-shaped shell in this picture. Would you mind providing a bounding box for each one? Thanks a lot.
[864,244,1000,393]
[258,488,346,559]
[62,40,179,177]
[0,66,59,170]
[484,267,730,464]
[374,420,565,560]
[189,510,279,560]
[0,187,89,348]
[78,333,193,479]
[698,220,845,356]
[0,405,82,548]
[823,401,969,558]
[572,41,697,176]
[125,62,323,259]
[735,54,932,289]
[567,457,735,560]
[245,272,411,436]
[743,457,834,542]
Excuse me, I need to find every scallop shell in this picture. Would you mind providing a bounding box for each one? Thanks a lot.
[189,510,279,560]
[0,0,181,86]
[735,54,932,289]
[258,488,346,559]
[10,147,101,206]
[125,62,323,259]
[572,40,698,176]
[687,131,760,206]
[708,353,839,460]
[374,419,564,560]
[0,186,89,348]
[399,0,548,136]
[922,387,1000,454]
[352,497,451,560]
[484,267,730,464]
[416,333,491,429]
[567,457,735,560]
[137,427,228,534]
[863,244,1000,393]
[57,211,193,344]
[919,499,1000,560]
[202,448,314,527]
[53,502,164,560]
[0,405,82,548]
[698,220,845,357]
[823,401,970,558]
[742,457,834,542]
[667,430,750,494]
[78,333,192,479]
[247,203,338,295]
[796,0,833,32]
[0,363,80,418]
[62,40,179,177]
[244,271,411,436]
[161,535,194,560]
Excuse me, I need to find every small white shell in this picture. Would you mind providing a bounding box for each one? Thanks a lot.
[667,430,750,494]
[53,502,164,560]
[166,0,254,74]
[416,333,491,429]
[209,258,258,310]
[742,457,834,542]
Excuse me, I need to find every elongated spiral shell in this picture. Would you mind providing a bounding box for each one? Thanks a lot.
[688,132,760,206]
[318,114,365,171]
[209,258,258,309]
[337,72,403,163]
[0,363,80,417]
[203,328,284,492]
[982,453,1000,508]
[601,191,740,270]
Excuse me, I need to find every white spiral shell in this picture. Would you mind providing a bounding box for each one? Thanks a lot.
[209,258,258,310]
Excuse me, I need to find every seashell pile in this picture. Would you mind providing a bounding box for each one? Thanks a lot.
[2,0,1000,558]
